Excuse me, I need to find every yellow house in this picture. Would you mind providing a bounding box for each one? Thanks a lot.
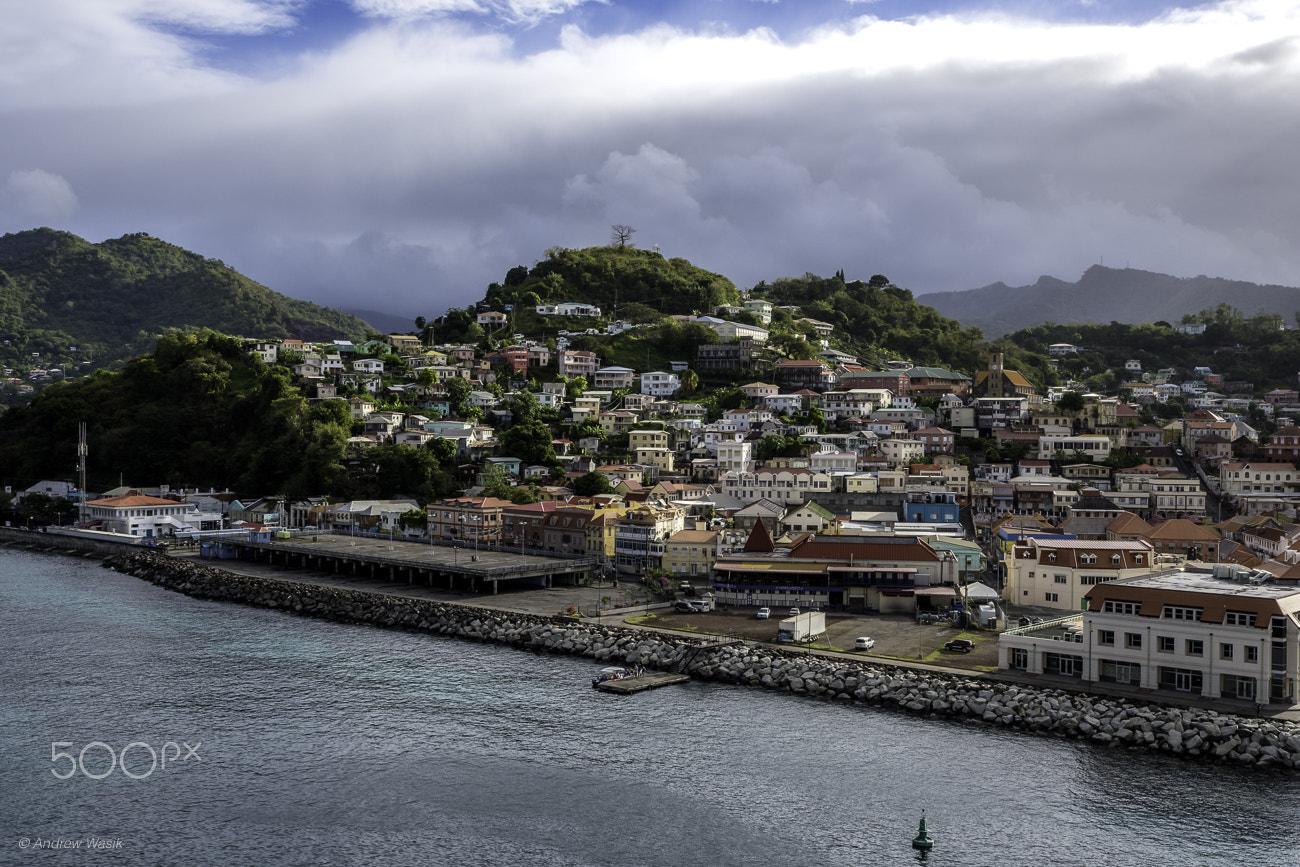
[629,429,670,451]
[662,529,719,579]
[635,447,675,474]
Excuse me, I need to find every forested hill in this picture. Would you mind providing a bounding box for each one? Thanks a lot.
[0,228,375,370]
[918,265,1300,338]
[482,245,743,318]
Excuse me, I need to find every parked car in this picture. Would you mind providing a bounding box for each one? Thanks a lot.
[854,636,876,651]
[673,601,694,613]
[789,607,800,617]
[756,607,770,619]
[943,639,975,653]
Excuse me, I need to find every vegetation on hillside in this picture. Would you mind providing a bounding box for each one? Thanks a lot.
[1006,304,1300,392]
[0,330,458,500]
[0,228,375,380]
[750,271,988,372]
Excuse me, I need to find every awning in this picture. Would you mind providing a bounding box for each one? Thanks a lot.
[913,587,957,597]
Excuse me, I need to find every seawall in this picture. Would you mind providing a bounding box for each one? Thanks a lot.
[103,549,1300,772]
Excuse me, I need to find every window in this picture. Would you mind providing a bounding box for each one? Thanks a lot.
[1158,636,1175,652]
[1246,646,1259,663]
[1125,633,1143,649]
[1098,630,1115,646]
[1225,611,1257,627]
[1220,643,1233,661]
[1054,575,1067,584]
[1161,606,1203,622]
[1103,600,1140,615]
[1185,639,1204,656]
[1045,592,1059,602]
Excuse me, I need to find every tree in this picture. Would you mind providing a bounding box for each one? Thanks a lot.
[510,389,540,425]
[679,369,699,396]
[573,471,615,497]
[1055,391,1086,415]
[610,224,636,248]
[499,420,557,466]
[444,377,472,416]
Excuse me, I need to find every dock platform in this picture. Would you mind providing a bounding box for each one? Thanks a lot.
[594,672,690,694]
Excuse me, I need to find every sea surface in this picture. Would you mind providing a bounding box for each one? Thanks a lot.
[2,549,1298,867]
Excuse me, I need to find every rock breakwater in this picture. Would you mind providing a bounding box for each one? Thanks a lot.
[106,551,1300,772]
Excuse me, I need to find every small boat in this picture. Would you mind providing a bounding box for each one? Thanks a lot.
[591,664,644,688]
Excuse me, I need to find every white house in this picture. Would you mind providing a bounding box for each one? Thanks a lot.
[640,371,681,397]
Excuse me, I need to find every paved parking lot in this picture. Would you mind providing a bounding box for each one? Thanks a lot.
[640,607,998,669]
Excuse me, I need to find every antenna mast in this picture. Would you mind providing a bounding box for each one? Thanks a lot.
[77,421,87,526]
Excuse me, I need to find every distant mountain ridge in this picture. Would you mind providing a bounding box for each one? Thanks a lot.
[918,266,1300,337]
[0,228,375,371]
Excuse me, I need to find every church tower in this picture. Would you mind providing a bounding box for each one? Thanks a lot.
[988,349,1005,398]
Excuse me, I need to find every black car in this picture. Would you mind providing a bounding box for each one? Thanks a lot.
[943,639,975,653]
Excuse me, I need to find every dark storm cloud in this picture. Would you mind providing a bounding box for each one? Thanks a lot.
[3,1,1299,319]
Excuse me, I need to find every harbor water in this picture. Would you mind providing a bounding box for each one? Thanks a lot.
[2,549,1298,867]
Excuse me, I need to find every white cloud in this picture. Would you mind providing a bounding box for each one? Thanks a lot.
[0,170,79,225]
[350,0,600,24]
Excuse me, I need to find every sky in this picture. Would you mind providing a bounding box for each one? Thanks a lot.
[3,0,1300,324]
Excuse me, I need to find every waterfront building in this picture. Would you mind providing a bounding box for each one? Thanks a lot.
[662,529,719,579]
[998,565,1300,707]
[613,502,687,574]
[82,492,203,537]
[711,534,957,612]
[427,496,513,545]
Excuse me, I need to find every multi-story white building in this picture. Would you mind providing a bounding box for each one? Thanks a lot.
[999,565,1300,706]
[1219,462,1300,496]
[879,437,925,468]
[638,371,680,397]
[1149,474,1207,517]
[715,440,754,474]
[721,467,835,504]
[83,492,203,537]
[613,502,686,574]
[694,316,770,344]
[1006,538,1156,611]
[809,451,857,476]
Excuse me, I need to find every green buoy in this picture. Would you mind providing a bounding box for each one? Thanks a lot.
[912,810,934,851]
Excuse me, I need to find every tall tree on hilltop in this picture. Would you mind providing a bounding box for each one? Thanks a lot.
[609,224,636,248]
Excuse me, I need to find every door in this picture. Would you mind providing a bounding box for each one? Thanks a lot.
[1175,671,1195,692]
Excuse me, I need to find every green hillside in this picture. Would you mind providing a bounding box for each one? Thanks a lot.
[488,245,743,318]
[0,228,375,375]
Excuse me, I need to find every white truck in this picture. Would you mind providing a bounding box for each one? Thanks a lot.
[777,611,825,643]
